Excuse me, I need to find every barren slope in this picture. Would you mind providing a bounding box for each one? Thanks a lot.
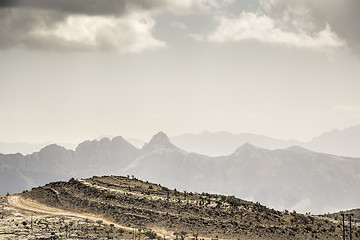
[20,175,358,239]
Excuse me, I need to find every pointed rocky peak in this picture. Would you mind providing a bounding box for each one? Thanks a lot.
[149,132,170,144]
[141,132,178,153]
[232,143,261,155]
[238,142,259,150]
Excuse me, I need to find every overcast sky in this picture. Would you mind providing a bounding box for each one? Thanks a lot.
[1,0,360,144]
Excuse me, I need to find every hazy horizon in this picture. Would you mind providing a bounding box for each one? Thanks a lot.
[1,0,360,144]
[0,124,357,145]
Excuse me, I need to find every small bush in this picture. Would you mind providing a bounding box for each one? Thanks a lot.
[145,230,157,239]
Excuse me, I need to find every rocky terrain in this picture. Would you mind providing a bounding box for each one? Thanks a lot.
[322,208,360,224]
[0,195,140,240]
[8,175,358,239]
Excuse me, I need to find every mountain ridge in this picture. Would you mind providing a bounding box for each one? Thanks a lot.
[170,125,360,157]
[2,124,360,157]
[1,132,360,215]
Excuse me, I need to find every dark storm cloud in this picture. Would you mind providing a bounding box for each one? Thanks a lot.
[265,0,360,54]
[0,0,167,16]
[0,0,178,51]
[0,8,68,49]
[308,0,360,53]
[0,0,212,51]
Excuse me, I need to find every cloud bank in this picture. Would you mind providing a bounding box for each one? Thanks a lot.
[0,0,212,52]
[257,0,360,52]
[0,8,166,52]
[191,0,359,53]
[1,0,359,54]
[205,12,343,49]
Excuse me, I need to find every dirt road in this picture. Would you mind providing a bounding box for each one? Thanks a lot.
[7,195,172,238]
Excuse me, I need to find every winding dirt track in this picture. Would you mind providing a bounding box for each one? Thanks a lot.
[7,195,172,238]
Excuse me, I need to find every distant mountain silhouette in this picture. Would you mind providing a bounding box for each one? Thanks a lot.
[0,137,139,195]
[2,125,360,157]
[1,132,359,214]
[304,125,360,157]
[170,131,295,156]
[170,125,360,157]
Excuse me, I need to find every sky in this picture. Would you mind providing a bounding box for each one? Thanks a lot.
[1,0,360,144]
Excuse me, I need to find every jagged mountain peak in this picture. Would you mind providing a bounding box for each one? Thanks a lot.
[150,132,170,144]
[141,132,178,153]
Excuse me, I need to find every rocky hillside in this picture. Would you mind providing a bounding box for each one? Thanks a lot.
[20,175,359,240]
[322,208,360,224]
[0,195,142,240]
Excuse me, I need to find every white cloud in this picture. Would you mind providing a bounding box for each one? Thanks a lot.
[31,13,166,53]
[204,12,344,49]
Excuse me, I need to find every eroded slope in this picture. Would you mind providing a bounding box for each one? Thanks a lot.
[21,175,354,239]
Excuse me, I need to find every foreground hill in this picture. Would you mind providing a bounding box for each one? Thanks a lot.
[20,175,357,240]
[1,195,128,240]
[1,132,360,214]
[322,208,360,224]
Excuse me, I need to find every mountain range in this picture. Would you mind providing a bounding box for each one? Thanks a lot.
[1,125,360,158]
[171,125,360,157]
[1,132,360,215]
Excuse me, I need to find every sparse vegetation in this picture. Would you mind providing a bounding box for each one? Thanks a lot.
[145,230,157,239]
[0,175,353,240]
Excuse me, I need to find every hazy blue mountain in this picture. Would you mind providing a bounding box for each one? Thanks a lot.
[169,125,360,157]
[303,125,360,157]
[0,137,140,195]
[170,131,299,156]
[1,132,360,215]
[2,125,359,158]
